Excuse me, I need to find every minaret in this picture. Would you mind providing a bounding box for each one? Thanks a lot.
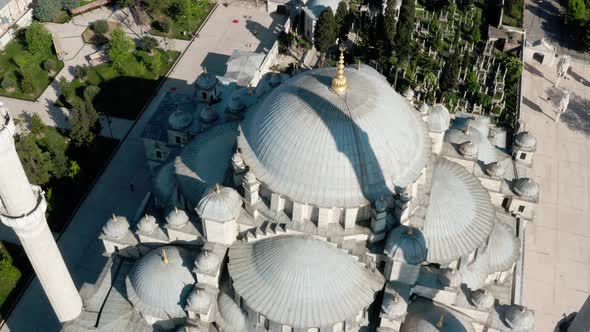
[0,104,82,322]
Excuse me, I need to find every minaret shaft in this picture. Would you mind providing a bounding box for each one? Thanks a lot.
[0,109,82,322]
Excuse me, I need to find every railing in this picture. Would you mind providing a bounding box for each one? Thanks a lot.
[70,0,112,16]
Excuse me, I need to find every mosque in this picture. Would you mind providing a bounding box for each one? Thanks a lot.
[0,50,541,331]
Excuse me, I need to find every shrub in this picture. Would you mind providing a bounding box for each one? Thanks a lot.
[20,73,35,94]
[108,28,135,72]
[44,59,57,72]
[74,65,89,80]
[92,20,109,34]
[61,0,79,10]
[33,0,61,22]
[91,33,109,46]
[140,36,159,53]
[26,22,54,55]
[1,77,17,91]
[157,18,172,33]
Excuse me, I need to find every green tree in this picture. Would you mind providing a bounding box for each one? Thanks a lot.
[383,0,397,51]
[66,160,81,178]
[314,8,337,54]
[13,53,31,73]
[115,0,134,7]
[149,51,162,77]
[61,0,79,10]
[335,1,349,38]
[568,0,586,22]
[33,0,61,22]
[84,85,100,102]
[44,59,57,72]
[74,65,89,80]
[26,22,53,56]
[394,0,415,62]
[20,73,35,95]
[439,53,461,92]
[14,134,53,185]
[68,94,99,147]
[108,28,135,72]
[91,19,109,34]
[58,77,75,103]
[30,114,45,136]
[140,36,159,54]
[503,55,523,86]
[0,252,20,290]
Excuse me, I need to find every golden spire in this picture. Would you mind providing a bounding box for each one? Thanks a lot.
[331,48,348,94]
[393,292,399,303]
[436,313,445,329]
[162,249,169,264]
[407,227,414,235]
[111,213,116,221]
[465,120,471,135]
[215,183,221,193]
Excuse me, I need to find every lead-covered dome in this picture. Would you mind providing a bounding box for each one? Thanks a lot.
[238,66,430,208]
[196,185,242,223]
[513,178,539,199]
[168,108,192,130]
[384,225,427,265]
[126,246,195,318]
[228,235,384,328]
[102,214,130,239]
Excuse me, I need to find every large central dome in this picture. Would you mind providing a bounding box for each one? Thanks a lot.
[238,65,430,208]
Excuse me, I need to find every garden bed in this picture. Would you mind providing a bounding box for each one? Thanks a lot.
[82,21,121,45]
[149,0,213,40]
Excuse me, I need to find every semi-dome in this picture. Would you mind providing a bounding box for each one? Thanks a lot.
[485,162,505,178]
[196,185,242,223]
[424,158,495,264]
[199,106,219,124]
[427,104,451,133]
[401,299,475,332]
[102,214,130,239]
[137,214,158,234]
[185,287,213,312]
[166,208,189,227]
[485,222,520,273]
[193,250,220,272]
[168,108,192,130]
[505,306,534,331]
[514,131,536,150]
[459,255,489,290]
[513,178,539,199]
[238,66,431,208]
[384,225,427,265]
[458,141,478,158]
[196,71,217,90]
[152,162,178,210]
[217,292,247,332]
[471,289,494,309]
[228,235,384,328]
[126,246,195,318]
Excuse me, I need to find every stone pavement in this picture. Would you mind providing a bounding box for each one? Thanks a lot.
[0,4,285,331]
[520,55,590,331]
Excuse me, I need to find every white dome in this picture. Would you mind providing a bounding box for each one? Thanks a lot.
[102,214,130,239]
[126,246,195,318]
[427,104,450,133]
[484,222,520,273]
[419,103,431,114]
[459,141,478,158]
[196,71,217,90]
[199,106,219,124]
[168,108,192,130]
[382,291,407,318]
[196,185,242,223]
[514,178,539,198]
[185,287,213,312]
[166,208,189,227]
[137,214,158,234]
[505,306,534,331]
[514,131,536,150]
[238,66,431,208]
[401,299,475,332]
[471,289,494,309]
[485,162,505,178]
[384,225,427,265]
[404,88,415,100]
[194,250,221,272]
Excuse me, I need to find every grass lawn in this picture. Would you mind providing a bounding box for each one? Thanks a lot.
[150,2,214,40]
[62,49,180,119]
[0,243,21,308]
[0,39,64,101]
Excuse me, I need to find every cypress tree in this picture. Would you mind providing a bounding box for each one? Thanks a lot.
[383,0,397,51]
[314,8,337,54]
[394,0,415,62]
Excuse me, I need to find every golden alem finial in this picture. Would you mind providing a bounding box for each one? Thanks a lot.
[215,183,221,193]
[162,249,169,264]
[331,47,348,94]
[465,120,471,135]
[407,227,414,236]
[111,213,116,221]
[393,292,399,303]
[436,313,445,329]
[174,206,178,214]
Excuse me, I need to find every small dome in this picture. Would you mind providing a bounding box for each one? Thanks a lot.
[459,141,478,158]
[385,225,427,265]
[166,208,190,227]
[427,104,451,133]
[196,185,242,223]
[513,178,539,198]
[126,246,195,318]
[375,197,387,212]
[505,306,534,331]
[227,95,245,113]
[102,214,130,239]
[401,299,475,332]
[514,131,536,150]
[185,287,213,312]
[438,269,462,288]
[419,103,431,114]
[137,214,158,234]
[200,106,219,124]
[269,73,282,87]
[404,88,415,100]
[382,291,407,318]
[485,162,505,178]
[194,250,221,272]
[196,71,218,90]
[459,257,489,290]
[168,108,192,130]
[471,289,494,309]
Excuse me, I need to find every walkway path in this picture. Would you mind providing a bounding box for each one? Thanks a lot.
[0,4,285,331]
[520,55,590,331]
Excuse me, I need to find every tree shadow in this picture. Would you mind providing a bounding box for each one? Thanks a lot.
[524,62,553,85]
[244,12,286,54]
[525,0,581,51]
[567,68,590,88]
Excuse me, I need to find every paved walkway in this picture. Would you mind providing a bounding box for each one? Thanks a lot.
[0,4,285,331]
[520,55,590,331]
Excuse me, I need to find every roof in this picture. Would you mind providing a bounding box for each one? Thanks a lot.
[141,92,198,141]
[216,292,247,332]
[384,225,427,265]
[195,71,218,90]
[125,246,196,319]
[427,104,450,133]
[196,185,242,223]
[400,299,475,332]
[513,177,539,199]
[484,222,520,273]
[514,131,537,151]
[306,0,340,18]
[238,66,431,208]
[424,158,495,264]
[444,119,498,164]
[152,162,179,209]
[102,215,130,239]
[227,235,384,328]
[175,122,239,206]
[224,50,266,87]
